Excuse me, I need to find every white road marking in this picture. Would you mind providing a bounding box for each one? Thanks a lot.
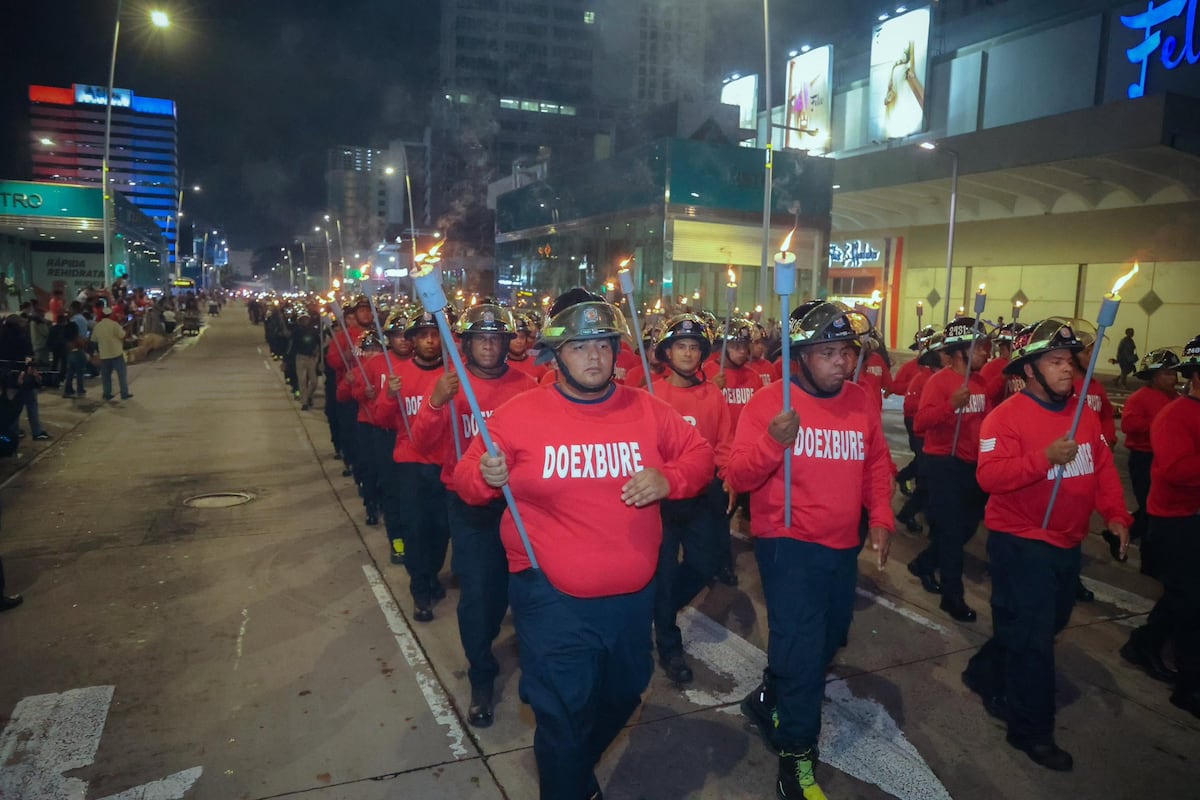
[1080,576,1153,628]
[362,564,469,759]
[234,608,250,670]
[856,587,951,635]
[95,768,205,800]
[264,361,273,371]
[0,685,201,799]
[678,608,954,800]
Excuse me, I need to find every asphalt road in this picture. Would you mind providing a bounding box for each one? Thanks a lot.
[0,307,1195,800]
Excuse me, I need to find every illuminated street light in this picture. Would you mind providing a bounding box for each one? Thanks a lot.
[150,10,170,27]
[384,166,396,176]
[920,140,959,324]
[39,137,54,146]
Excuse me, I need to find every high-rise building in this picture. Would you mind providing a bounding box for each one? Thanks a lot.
[326,145,387,254]
[596,0,709,107]
[28,84,179,267]
[433,0,611,249]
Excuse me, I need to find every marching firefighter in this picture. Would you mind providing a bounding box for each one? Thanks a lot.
[1121,334,1200,718]
[727,301,895,800]
[980,322,1023,406]
[910,317,992,622]
[345,329,387,524]
[964,318,1131,771]
[1111,347,1180,566]
[454,289,713,800]
[648,313,733,684]
[410,303,536,727]
[504,312,547,381]
[374,307,450,621]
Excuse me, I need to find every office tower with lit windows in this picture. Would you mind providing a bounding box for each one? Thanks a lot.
[326,145,388,255]
[28,83,180,267]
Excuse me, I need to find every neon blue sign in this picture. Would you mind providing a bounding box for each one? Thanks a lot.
[829,240,881,268]
[1120,0,1198,99]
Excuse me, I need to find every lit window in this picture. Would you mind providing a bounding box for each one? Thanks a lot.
[539,102,559,114]
[560,105,577,116]
[500,98,520,109]
[520,100,538,111]
[459,93,473,104]
[584,11,595,24]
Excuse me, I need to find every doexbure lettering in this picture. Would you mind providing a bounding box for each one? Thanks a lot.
[1046,442,1096,480]
[792,426,866,461]
[542,442,644,479]
[723,387,754,405]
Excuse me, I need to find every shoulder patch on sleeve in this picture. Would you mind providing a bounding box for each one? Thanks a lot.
[979,437,996,453]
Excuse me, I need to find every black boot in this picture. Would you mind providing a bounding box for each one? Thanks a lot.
[1006,734,1073,771]
[777,747,826,799]
[940,594,977,622]
[660,652,694,684]
[468,683,494,727]
[907,560,941,595]
[741,670,782,752]
[1075,579,1095,602]
[1119,627,1178,683]
[961,669,1008,721]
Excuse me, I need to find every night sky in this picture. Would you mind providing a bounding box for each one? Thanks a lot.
[1,1,440,251]
[2,1,882,253]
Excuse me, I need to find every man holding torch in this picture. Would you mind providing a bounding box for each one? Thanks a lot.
[964,319,1131,771]
[409,303,536,727]
[727,301,894,800]
[910,317,992,622]
[454,289,713,800]
[374,308,450,620]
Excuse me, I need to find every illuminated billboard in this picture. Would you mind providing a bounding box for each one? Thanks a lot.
[721,74,759,131]
[784,46,833,155]
[868,7,930,141]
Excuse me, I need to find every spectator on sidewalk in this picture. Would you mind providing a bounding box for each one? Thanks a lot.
[1,316,50,441]
[61,316,88,397]
[290,312,322,410]
[92,312,133,401]
[1114,328,1138,388]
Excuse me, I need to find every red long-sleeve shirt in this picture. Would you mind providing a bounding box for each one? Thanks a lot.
[375,359,446,465]
[350,352,410,427]
[719,362,763,430]
[902,364,933,419]
[856,351,894,409]
[1076,375,1117,446]
[726,380,896,549]
[1121,385,1176,453]
[978,392,1132,548]
[613,343,641,384]
[325,323,364,377]
[914,367,991,462]
[650,376,733,472]
[453,384,715,597]
[892,358,922,397]
[505,354,548,382]
[979,356,1010,406]
[1148,395,1200,517]
[410,367,536,492]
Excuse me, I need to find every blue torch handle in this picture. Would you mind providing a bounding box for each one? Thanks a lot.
[624,293,654,396]
[780,292,792,528]
[367,296,414,442]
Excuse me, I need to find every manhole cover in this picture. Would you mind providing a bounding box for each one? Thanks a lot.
[183,492,255,509]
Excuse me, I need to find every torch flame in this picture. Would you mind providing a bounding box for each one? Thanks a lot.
[727,268,737,287]
[978,283,986,292]
[429,241,444,259]
[1015,300,1023,308]
[778,227,796,254]
[1110,262,1139,296]
[869,289,883,305]
[619,256,634,269]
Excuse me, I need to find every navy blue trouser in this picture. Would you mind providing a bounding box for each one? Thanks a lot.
[395,462,450,605]
[654,477,724,659]
[448,492,509,690]
[914,455,986,597]
[965,531,1079,742]
[336,399,359,467]
[354,422,384,514]
[324,366,341,452]
[509,569,654,800]
[1128,449,1152,542]
[1142,515,1200,690]
[755,537,858,752]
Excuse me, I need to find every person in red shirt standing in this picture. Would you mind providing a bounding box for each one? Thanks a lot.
[326,297,374,477]
[504,312,547,381]
[979,322,1022,406]
[964,319,1131,771]
[910,318,992,621]
[374,308,450,621]
[1121,335,1200,718]
[727,301,894,800]
[410,304,535,728]
[345,329,387,525]
[896,332,945,538]
[648,314,733,685]
[454,290,713,800]
[853,331,895,413]
[712,320,766,585]
[894,326,937,500]
[1110,348,1181,566]
[362,312,411,561]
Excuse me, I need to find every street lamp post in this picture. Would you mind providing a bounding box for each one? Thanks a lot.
[757,0,775,314]
[173,183,199,280]
[921,142,960,324]
[102,3,169,290]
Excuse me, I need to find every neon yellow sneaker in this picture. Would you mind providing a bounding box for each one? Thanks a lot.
[390,539,406,565]
[777,749,828,800]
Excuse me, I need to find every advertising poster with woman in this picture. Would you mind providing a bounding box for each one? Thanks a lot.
[869,7,930,141]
